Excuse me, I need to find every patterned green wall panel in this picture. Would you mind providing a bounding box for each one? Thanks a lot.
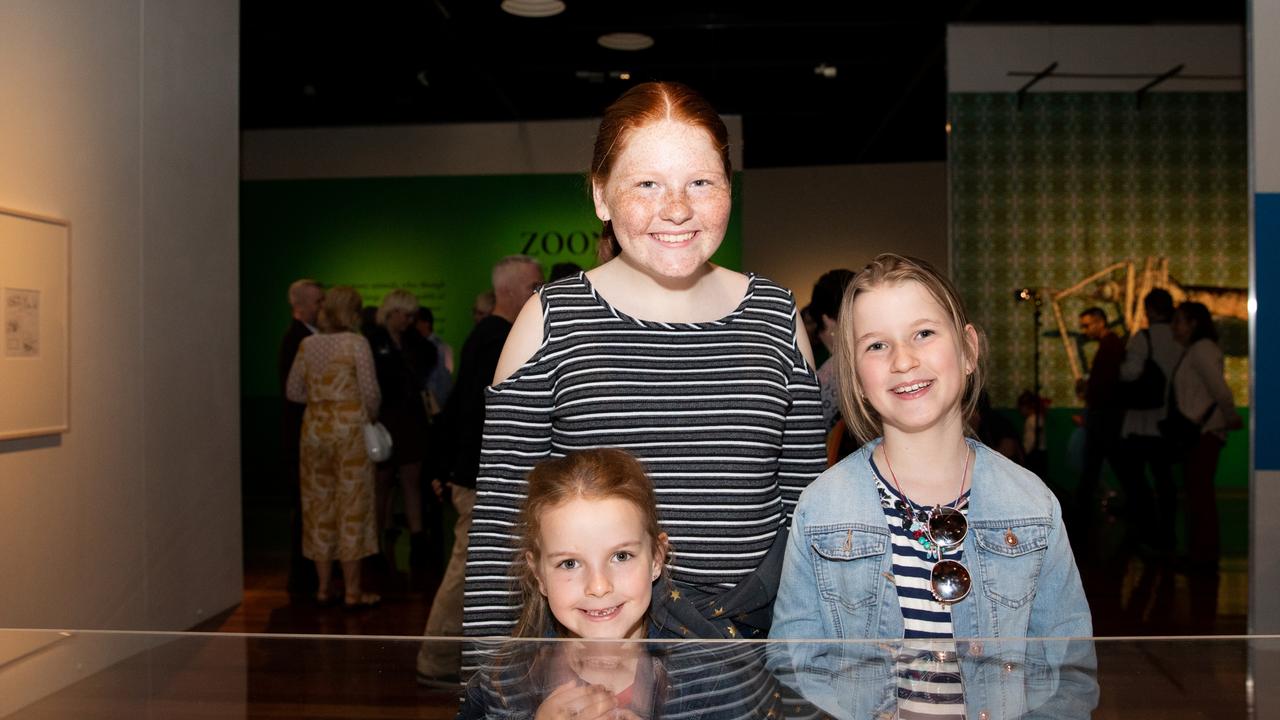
[949,93,1249,408]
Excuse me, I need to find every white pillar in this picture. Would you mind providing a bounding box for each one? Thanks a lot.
[1248,1,1280,716]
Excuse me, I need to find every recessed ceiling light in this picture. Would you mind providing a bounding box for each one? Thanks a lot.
[813,63,837,79]
[500,0,565,18]
[598,32,654,51]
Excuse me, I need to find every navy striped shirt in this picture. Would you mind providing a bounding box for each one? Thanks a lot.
[872,458,967,718]
[463,272,827,645]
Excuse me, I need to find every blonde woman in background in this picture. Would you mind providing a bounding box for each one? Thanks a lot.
[287,285,383,608]
[367,289,436,585]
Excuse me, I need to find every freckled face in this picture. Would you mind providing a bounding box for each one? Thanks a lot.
[849,281,976,435]
[592,120,731,282]
[532,497,663,640]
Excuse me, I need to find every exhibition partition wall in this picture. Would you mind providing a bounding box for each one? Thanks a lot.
[947,26,1250,494]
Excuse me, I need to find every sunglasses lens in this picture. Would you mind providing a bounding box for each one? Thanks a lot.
[931,559,972,603]
[928,507,968,548]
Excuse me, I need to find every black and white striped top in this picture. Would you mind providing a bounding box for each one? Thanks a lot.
[463,272,826,638]
[873,460,967,718]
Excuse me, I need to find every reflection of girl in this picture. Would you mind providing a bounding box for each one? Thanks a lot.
[1169,301,1241,629]
[287,286,382,607]
[464,82,826,644]
[772,254,1091,717]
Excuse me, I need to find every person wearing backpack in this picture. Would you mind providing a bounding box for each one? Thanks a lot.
[1113,289,1183,554]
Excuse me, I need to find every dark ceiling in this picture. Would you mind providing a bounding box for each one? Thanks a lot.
[241,2,1244,168]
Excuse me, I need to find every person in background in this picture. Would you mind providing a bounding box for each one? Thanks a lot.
[279,279,324,597]
[800,304,826,369]
[415,306,454,571]
[1169,301,1242,631]
[286,286,382,608]
[1018,390,1050,480]
[471,290,495,325]
[415,306,454,415]
[1073,307,1125,527]
[972,389,1024,464]
[810,269,858,465]
[416,255,545,687]
[810,269,856,432]
[366,289,436,589]
[548,261,584,283]
[463,81,825,659]
[359,305,378,334]
[1113,289,1182,552]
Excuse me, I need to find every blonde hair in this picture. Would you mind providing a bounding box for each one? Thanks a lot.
[376,288,418,326]
[513,449,668,638]
[835,253,986,444]
[317,285,363,333]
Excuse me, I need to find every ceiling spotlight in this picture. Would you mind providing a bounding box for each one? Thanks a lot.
[945,121,952,134]
[598,32,655,51]
[814,63,837,79]
[500,0,565,18]
[1014,287,1043,304]
[619,72,631,80]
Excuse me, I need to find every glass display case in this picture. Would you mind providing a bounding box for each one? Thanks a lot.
[1,630,1276,718]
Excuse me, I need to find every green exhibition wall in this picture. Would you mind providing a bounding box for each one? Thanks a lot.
[950,92,1250,489]
[240,173,742,484]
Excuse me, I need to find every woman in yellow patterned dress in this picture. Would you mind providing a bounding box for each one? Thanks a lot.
[287,285,383,607]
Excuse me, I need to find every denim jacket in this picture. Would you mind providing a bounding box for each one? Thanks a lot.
[770,439,1097,719]
[774,437,1090,640]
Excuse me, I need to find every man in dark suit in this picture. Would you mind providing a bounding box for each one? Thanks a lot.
[280,278,324,596]
[1074,306,1126,528]
[417,255,543,686]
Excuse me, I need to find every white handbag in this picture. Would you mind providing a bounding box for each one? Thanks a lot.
[363,422,393,463]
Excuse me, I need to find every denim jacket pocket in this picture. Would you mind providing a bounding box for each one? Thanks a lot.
[972,523,1050,609]
[808,524,886,613]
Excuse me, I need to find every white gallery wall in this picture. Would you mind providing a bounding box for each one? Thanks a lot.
[0,0,241,707]
[742,163,949,304]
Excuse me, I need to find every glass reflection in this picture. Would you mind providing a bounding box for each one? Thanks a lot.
[453,636,1097,720]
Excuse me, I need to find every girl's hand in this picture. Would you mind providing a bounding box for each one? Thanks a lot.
[534,681,618,720]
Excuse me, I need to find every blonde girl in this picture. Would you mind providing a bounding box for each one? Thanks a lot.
[772,254,1092,717]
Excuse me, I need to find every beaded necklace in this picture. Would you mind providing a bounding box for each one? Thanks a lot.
[882,443,970,556]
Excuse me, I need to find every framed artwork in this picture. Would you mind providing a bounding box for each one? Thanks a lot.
[0,207,69,440]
